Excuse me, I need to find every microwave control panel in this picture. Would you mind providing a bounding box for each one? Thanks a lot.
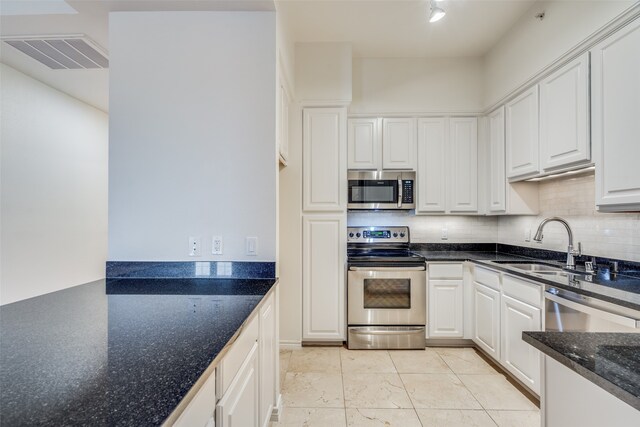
[402,180,414,204]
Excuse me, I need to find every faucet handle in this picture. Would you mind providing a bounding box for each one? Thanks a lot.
[572,242,582,256]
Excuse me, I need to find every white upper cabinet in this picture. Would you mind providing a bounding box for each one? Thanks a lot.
[506,86,540,180]
[488,107,506,212]
[417,118,447,212]
[382,118,417,170]
[540,53,591,172]
[592,18,640,211]
[347,118,381,170]
[448,117,478,212]
[303,108,347,212]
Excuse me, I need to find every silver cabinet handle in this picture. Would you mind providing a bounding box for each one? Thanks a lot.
[545,291,640,329]
[349,266,426,271]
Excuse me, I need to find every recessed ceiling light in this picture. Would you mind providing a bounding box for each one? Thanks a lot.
[429,0,446,23]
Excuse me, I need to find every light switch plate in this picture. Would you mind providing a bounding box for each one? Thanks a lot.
[524,228,531,242]
[441,227,448,240]
[246,237,258,256]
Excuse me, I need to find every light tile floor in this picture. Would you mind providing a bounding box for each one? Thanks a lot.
[274,347,540,427]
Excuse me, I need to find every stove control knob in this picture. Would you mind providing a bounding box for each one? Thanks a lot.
[356,233,361,238]
[393,232,398,237]
[399,232,406,238]
[349,232,354,238]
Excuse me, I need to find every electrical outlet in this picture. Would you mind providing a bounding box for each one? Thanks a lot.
[524,228,531,242]
[189,236,201,256]
[246,237,258,256]
[212,236,223,255]
[441,227,448,240]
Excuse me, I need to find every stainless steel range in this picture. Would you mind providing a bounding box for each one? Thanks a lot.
[347,226,426,349]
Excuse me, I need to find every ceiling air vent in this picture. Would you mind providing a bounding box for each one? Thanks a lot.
[2,35,108,69]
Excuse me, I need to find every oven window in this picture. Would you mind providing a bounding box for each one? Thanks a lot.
[363,279,411,309]
[349,181,397,203]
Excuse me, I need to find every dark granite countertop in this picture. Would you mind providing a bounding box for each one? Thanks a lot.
[0,277,277,426]
[412,250,536,263]
[523,332,640,411]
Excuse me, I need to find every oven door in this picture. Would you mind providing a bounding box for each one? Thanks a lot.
[348,265,426,325]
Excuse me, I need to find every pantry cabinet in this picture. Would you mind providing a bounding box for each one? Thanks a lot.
[506,86,540,180]
[382,118,417,170]
[539,53,591,172]
[592,18,640,211]
[302,215,346,341]
[416,117,478,214]
[347,118,381,170]
[303,108,347,212]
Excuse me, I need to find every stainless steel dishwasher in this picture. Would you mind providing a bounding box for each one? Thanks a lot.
[545,287,640,333]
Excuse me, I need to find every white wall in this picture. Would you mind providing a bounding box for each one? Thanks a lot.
[351,57,484,114]
[0,64,108,305]
[483,0,634,108]
[108,12,276,262]
[295,42,352,102]
[499,174,640,262]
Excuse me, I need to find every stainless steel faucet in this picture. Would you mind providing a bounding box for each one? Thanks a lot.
[533,217,582,269]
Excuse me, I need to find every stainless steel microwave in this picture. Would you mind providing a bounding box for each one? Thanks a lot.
[347,171,416,210]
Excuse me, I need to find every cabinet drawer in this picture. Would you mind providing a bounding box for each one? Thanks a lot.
[474,266,500,290]
[173,368,216,427]
[502,274,542,308]
[216,313,259,398]
[428,263,463,279]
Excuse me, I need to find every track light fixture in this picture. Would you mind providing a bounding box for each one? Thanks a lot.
[429,0,446,23]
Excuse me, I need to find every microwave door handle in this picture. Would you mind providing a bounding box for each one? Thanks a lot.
[397,178,402,208]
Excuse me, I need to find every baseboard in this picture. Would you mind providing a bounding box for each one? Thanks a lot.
[279,340,302,350]
[270,393,283,422]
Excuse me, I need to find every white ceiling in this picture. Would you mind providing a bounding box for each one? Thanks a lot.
[0,0,537,112]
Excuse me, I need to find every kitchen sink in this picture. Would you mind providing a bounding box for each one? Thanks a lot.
[499,263,564,272]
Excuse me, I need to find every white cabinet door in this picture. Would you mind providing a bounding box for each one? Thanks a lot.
[488,107,506,212]
[448,117,478,212]
[302,215,346,341]
[473,282,500,361]
[382,118,416,170]
[216,342,259,427]
[303,108,347,212]
[348,118,380,170]
[506,86,540,180]
[501,295,541,395]
[417,118,447,212]
[259,293,276,427]
[173,368,216,427]
[592,19,640,211]
[428,279,464,338]
[540,53,590,172]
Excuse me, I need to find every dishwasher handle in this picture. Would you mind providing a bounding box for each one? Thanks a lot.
[545,289,640,329]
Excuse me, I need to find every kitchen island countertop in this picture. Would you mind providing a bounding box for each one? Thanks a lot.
[0,277,277,426]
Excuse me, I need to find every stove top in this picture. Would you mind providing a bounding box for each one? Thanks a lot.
[347,226,425,265]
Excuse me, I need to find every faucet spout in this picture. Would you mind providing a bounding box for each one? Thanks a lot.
[532,217,580,269]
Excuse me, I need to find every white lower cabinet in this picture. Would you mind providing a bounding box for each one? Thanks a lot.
[173,368,217,427]
[500,295,541,394]
[428,263,464,338]
[259,293,276,427]
[216,342,259,427]
[472,281,501,360]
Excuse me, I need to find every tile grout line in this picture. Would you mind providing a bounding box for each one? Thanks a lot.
[389,350,426,427]
[340,346,348,426]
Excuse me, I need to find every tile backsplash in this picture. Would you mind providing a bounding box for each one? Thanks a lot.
[347,211,498,243]
[498,173,640,262]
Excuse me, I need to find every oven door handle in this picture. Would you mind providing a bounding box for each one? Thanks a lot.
[349,266,426,272]
[350,327,425,335]
[545,290,640,329]
[397,178,403,208]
